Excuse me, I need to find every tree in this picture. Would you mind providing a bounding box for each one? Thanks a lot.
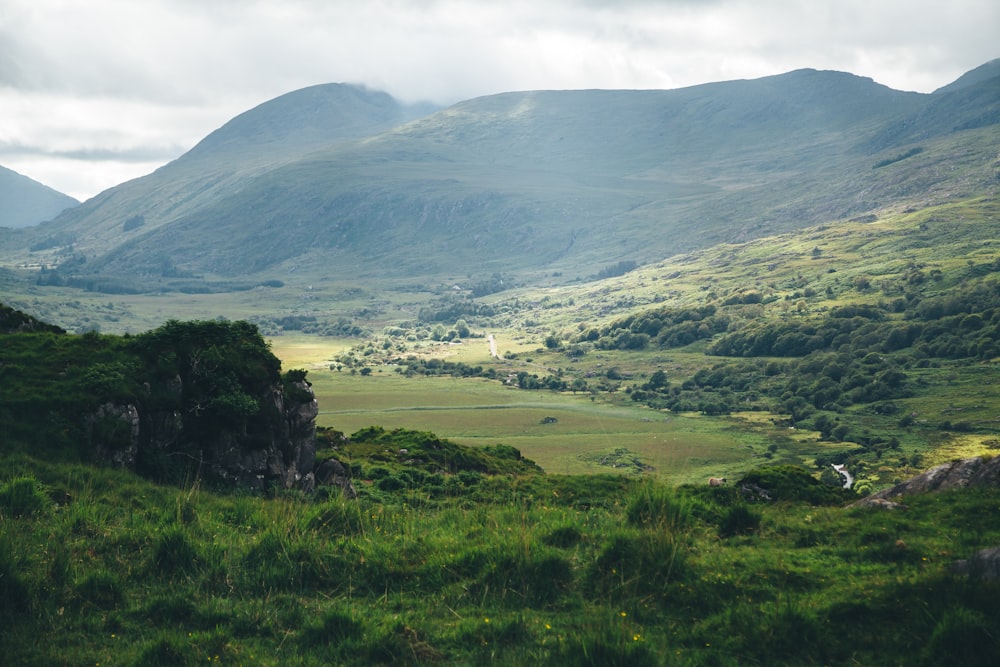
[647,370,668,390]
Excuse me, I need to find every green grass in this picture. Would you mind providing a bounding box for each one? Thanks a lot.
[3,453,999,666]
[4,196,999,491]
[304,365,748,482]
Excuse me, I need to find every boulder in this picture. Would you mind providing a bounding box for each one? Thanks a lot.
[851,456,1000,508]
[315,458,358,499]
[949,546,1000,580]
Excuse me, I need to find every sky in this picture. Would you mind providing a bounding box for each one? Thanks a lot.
[1,0,997,202]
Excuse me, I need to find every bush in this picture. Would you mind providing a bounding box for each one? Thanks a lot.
[0,538,30,615]
[0,476,52,518]
[625,482,695,531]
[588,530,688,603]
[718,504,761,537]
[740,465,853,505]
[543,525,583,549]
[152,527,200,576]
[922,607,1000,667]
[299,608,363,649]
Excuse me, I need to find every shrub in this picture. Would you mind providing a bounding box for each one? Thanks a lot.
[718,504,761,537]
[625,482,695,531]
[588,530,688,603]
[0,538,30,614]
[0,476,52,518]
[299,608,363,649]
[74,569,124,610]
[475,549,575,608]
[922,607,1000,667]
[543,525,583,549]
[740,465,853,505]
[152,527,200,576]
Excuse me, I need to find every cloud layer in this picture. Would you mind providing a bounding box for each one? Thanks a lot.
[2,0,997,200]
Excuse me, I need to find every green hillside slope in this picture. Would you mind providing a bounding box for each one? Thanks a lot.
[0,166,78,229]
[12,65,998,294]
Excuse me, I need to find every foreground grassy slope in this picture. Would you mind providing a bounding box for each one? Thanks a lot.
[3,448,999,666]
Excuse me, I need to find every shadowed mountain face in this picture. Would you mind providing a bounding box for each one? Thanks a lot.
[11,64,1000,291]
[0,166,78,229]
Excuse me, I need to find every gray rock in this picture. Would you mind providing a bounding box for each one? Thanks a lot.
[315,458,358,499]
[851,456,1000,508]
[87,377,333,494]
[949,546,1000,580]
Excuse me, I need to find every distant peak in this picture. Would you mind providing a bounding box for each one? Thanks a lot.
[933,58,1000,94]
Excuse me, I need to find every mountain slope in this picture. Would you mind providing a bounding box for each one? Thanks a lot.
[0,166,78,228]
[933,57,1000,94]
[11,63,1000,291]
[18,84,438,261]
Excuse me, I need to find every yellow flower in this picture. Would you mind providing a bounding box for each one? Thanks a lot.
[545,624,551,630]
[619,611,627,617]
[633,634,641,641]
[484,617,490,624]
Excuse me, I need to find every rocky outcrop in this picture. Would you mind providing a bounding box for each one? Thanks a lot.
[315,458,358,499]
[852,456,1000,508]
[90,377,329,493]
[949,546,1000,580]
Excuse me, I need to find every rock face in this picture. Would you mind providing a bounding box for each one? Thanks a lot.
[852,456,1000,508]
[91,378,321,493]
[949,546,1000,580]
[81,320,348,495]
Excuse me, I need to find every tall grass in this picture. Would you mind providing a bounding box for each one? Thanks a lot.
[2,454,1000,665]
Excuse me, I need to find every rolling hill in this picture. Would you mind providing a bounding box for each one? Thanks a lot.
[0,166,78,229]
[4,62,999,296]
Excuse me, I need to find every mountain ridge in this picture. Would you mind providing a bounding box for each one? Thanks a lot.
[5,61,999,292]
[0,166,79,229]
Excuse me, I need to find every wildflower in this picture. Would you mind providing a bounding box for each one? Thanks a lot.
[545,624,551,630]
[619,611,627,618]
[484,617,490,624]
[633,634,641,641]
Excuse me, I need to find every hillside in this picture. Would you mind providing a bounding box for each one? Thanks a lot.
[5,62,997,295]
[0,165,78,229]
[2,303,999,666]
[3,83,437,278]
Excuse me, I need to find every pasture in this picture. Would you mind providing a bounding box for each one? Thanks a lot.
[272,337,757,483]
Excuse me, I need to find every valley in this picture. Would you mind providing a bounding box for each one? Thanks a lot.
[2,60,1000,665]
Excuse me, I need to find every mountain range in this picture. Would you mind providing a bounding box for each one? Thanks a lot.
[3,59,999,294]
[0,166,78,229]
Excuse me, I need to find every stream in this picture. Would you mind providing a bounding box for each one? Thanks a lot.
[832,464,853,489]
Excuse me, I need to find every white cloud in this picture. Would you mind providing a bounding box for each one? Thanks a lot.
[1,0,996,200]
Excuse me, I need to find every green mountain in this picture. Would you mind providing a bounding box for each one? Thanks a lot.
[0,165,78,229]
[8,63,1000,293]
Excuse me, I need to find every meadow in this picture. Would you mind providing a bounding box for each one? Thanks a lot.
[271,337,762,483]
[4,446,999,666]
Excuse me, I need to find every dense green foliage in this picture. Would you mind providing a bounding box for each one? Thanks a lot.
[2,448,999,666]
[0,314,305,484]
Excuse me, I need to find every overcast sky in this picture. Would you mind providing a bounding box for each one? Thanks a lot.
[2,0,997,201]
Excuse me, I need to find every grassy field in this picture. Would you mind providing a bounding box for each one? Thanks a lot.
[273,338,820,484]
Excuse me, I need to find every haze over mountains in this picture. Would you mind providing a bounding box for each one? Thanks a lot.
[0,166,78,229]
[5,60,999,293]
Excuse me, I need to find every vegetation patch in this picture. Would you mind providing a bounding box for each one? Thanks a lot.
[579,447,653,474]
